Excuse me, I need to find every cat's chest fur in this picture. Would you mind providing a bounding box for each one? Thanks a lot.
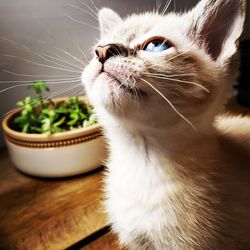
[105,146,179,248]
[104,136,218,249]
[106,144,177,224]
[103,131,250,249]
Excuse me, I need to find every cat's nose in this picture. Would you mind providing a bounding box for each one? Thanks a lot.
[95,44,121,64]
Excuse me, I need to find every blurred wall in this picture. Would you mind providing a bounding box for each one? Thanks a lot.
[0,0,249,147]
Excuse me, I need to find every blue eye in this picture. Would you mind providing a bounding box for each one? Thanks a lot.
[144,38,171,52]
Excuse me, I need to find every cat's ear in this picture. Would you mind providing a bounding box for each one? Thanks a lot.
[98,8,122,38]
[189,0,246,61]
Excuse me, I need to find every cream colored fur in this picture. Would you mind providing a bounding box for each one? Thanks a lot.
[82,0,250,249]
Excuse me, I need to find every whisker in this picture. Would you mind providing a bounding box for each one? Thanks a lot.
[145,74,210,93]
[69,84,84,97]
[55,47,86,67]
[66,3,98,21]
[37,53,82,71]
[77,0,98,17]
[146,51,187,70]
[3,54,82,74]
[32,15,90,70]
[129,77,137,89]
[140,78,196,130]
[40,52,84,71]
[33,37,88,67]
[0,79,81,94]
[76,43,90,62]
[155,0,162,13]
[165,51,189,63]
[145,73,196,78]
[37,40,46,45]
[110,44,122,57]
[35,83,82,100]
[64,12,99,30]
[129,76,141,105]
[89,0,99,13]
[54,83,82,95]
[75,88,85,97]
[62,19,90,62]
[161,0,172,15]
[1,36,83,71]
[0,76,80,84]
[1,23,87,77]
[2,83,82,118]
[1,69,79,79]
[173,0,176,12]
[1,37,25,48]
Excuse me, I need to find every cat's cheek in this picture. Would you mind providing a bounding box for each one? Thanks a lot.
[82,72,112,109]
[82,74,113,109]
[81,59,102,98]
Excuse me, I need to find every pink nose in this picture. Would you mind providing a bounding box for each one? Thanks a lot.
[95,44,120,64]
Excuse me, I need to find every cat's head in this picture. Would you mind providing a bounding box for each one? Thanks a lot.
[82,0,246,131]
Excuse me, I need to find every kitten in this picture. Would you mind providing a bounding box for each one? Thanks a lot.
[82,0,250,249]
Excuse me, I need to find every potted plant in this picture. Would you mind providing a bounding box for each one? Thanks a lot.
[2,81,107,178]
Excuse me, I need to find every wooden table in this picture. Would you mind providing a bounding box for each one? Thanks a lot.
[0,99,249,250]
[0,150,120,250]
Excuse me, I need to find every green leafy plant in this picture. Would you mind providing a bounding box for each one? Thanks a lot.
[12,81,97,134]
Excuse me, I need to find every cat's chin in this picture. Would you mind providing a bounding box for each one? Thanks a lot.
[82,59,147,116]
[95,74,130,109]
[99,72,124,89]
[91,71,146,111]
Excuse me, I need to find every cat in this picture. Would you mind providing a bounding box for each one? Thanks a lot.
[82,0,250,249]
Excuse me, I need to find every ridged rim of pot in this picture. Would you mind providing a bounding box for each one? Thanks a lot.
[2,97,103,144]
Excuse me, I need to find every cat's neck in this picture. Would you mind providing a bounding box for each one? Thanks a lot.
[101,111,218,167]
[105,118,215,153]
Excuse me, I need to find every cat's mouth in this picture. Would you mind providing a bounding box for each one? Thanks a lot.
[98,71,144,96]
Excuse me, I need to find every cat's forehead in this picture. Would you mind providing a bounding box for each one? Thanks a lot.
[101,13,187,48]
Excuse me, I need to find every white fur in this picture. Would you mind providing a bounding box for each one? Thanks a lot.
[82,0,248,249]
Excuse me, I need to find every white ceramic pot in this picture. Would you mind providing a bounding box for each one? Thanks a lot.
[2,99,108,178]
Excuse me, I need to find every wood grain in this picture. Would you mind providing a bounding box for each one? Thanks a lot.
[82,232,121,250]
[0,151,108,250]
[225,98,250,116]
[0,98,248,250]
